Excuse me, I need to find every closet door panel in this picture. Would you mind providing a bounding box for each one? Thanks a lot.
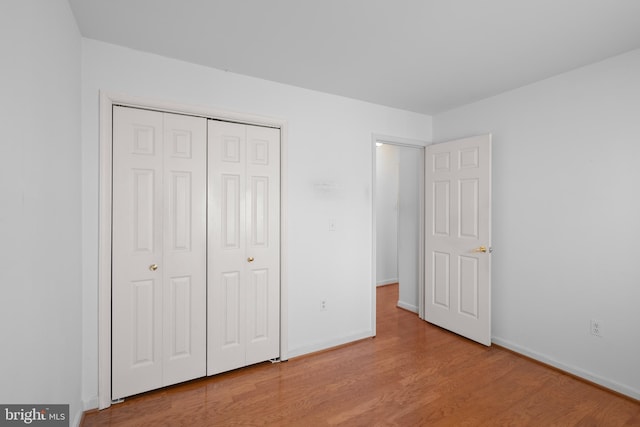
[112,107,164,399]
[208,121,248,375]
[208,121,281,373]
[162,112,207,385]
[245,126,280,364]
[112,108,206,399]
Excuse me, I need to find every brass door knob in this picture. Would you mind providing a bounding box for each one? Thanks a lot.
[473,246,492,253]
[149,264,158,271]
[247,257,255,263]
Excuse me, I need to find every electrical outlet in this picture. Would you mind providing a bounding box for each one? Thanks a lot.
[590,319,603,337]
[321,299,327,311]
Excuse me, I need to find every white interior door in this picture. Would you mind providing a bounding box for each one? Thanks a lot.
[208,120,280,375]
[424,134,492,346]
[112,106,207,399]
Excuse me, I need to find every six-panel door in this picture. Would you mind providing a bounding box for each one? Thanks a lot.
[207,120,281,376]
[112,107,207,399]
[424,134,492,346]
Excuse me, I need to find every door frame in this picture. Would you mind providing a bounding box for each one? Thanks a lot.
[371,134,429,335]
[98,91,289,409]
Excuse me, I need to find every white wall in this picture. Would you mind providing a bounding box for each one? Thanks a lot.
[397,146,423,312]
[375,145,399,286]
[0,0,83,425]
[434,48,640,399]
[80,39,432,408]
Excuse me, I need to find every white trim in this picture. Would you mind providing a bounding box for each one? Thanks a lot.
[371,133,429,337]
[98,93,113,410]
[371,139,377,337]
[376,279,398,287]
[98,91,289,409]
[374,134,428,148]
[286,330,373,359]
[397,301,418,313]
[417,147,426,320]
[72,411,84,427]
[82,397,99,411]
[279,122,289,362]
[492,336,640,400]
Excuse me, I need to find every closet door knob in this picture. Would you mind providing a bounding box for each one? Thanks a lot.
[149,264,158,271]
[247,257,255,263]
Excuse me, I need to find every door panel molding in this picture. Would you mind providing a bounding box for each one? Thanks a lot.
[98,91,288,409]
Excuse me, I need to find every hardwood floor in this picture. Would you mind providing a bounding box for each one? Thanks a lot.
[83,284,640,426]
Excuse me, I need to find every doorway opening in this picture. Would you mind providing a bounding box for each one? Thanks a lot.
[372,135,427,335]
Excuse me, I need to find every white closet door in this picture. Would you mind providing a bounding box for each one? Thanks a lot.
[208,120,280,376]
[112,106,206,399]
[112,107,163,398]
[207,121,247,375]
[161,112,207,385]
[245,124,281,365]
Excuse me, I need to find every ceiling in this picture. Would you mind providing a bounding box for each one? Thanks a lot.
[68,0,640,115]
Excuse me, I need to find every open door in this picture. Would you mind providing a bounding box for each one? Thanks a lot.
[424,134,492,346]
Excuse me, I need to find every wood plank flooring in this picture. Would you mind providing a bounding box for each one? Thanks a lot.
[83,284,640,426]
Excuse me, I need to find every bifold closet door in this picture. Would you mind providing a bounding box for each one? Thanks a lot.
[112,106,207,399]
[208,120,281,376]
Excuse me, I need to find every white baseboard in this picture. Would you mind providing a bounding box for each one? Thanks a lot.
[83,396,98,411]
[77,396,99,427]
[397,300,418,313]
[492,336,640,400]
[72,409,84,427]
[287,330,374,359]
[376,279,398,287]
